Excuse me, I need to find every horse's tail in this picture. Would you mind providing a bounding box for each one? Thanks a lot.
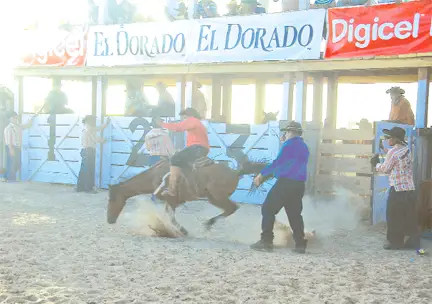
[237,160,268,177]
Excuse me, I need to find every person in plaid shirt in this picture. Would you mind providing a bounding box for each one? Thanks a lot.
[371,127,419,250]
[145,118,175,166]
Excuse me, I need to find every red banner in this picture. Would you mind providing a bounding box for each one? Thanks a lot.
[20,26,88,67]
[325,1,432,59]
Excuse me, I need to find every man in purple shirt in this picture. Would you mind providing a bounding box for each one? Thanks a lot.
[251,121,309,253]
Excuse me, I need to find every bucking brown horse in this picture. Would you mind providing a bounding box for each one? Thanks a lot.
[107,158,267,235]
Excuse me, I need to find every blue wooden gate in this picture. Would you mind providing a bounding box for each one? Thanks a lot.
[372,122,415,224]
[21,114,82,184]
[204,121,280,204]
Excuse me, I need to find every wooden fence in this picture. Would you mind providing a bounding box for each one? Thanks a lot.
[315,126,374,207]
[21,115,280,205]
[19,114,394,213]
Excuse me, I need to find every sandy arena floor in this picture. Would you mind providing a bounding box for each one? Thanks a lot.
[0,182,431,304]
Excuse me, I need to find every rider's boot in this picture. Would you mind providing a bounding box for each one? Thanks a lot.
[161,166,181,198]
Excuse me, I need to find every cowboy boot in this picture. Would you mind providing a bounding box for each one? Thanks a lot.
[293,239,308,254]
[162,166,181,198]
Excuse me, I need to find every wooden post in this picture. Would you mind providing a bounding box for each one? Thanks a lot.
[280,73,294,121]
[255,79,266,124]
[95,76,106,188]
[14,77,23,115]
[175,77,186,120]
[298,0,310,10]
[211,77,222,119]
[312,74,324,125]
[295,72,307,124]
[222,78,232,124]
[326,73,338,129]
[414,68,430,187]
[415,68,430,129]
[188,0,197,19]
[185,79,193,109]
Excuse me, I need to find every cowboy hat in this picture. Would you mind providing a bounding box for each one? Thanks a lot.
[281,121,303,132]
[6,111,18,119]
[386,86,405,95]
[82,115,96,124]
[155,82,168,89]
[383,127,407,145]
[179,107,201,119]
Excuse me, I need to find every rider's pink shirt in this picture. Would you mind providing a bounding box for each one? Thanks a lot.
[162,117,209,149]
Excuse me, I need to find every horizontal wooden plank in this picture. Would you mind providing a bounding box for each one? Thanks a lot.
[109,165,149,183]
[319,156,372,174]
[28,160,80,176]
[27,148,81,162]
[28,137,81,149]
[322,129,373,141]
[23,114,81,126]
[315,174,372,196]
[29,125,82,138]
[320,143,373,155]
[26,170,77,185]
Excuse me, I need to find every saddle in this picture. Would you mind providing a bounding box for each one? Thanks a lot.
[180,157,215,198]
[154,157,215,200]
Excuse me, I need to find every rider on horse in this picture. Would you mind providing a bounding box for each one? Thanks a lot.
[157,107,210,200]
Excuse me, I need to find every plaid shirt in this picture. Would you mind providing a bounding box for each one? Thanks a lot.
[376,144,415,192]
[144,129,175,157]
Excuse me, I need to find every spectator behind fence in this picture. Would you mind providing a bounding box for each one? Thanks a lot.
[194,0,218,19]
[194,82,207,119]
[240,0,266,15]
[386,86,415,126]
[3,112,35,182]
[225,0,239,16]
[166,0,188,20]
[44,82,73,114]
[336,0,368,7]
[145,117,176,166]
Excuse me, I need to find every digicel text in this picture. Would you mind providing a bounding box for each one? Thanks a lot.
[331,14,422,48]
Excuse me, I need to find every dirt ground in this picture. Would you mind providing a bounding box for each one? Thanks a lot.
[0,182,431,304]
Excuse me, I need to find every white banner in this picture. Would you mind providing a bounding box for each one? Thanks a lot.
[186,9,325,63]
[86,21,191,66]
[86,9,325,66]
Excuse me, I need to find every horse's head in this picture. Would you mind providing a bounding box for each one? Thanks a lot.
[107,184,127,224]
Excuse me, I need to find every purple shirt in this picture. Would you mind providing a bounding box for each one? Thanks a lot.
[261,137,309,181]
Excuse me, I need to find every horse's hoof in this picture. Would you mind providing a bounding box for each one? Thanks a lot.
[205,219,215,231]
[179,227,189,236]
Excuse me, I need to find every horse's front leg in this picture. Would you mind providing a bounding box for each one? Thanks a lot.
[164,203,189,236]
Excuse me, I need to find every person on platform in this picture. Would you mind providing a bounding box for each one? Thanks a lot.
[194,0,218,19]
[155,82,175,117]
[145,117,175,166]
[371,127,420,250]
[240,0,266,15]
[386,86,415,125]
[3,111,34,182]
[251,121,309,253]
[194,82,207,119]
[155,108,209,200]
[44,81,73,114]
[77,115,109,193]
